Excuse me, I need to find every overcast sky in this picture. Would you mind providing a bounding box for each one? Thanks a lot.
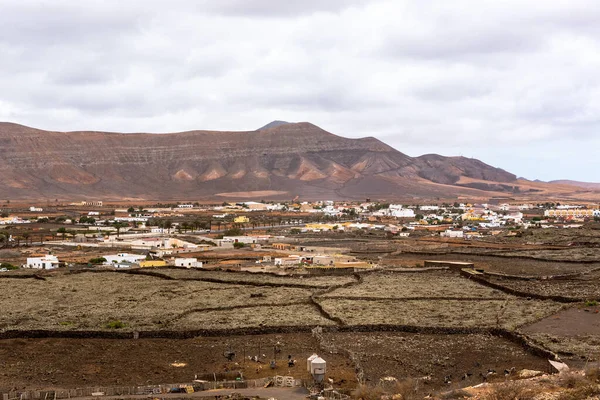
[1,0,599,182]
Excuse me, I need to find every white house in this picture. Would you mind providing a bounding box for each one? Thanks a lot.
[29,207,43,212]
[103,253,146,265]
[419,205,439,211]
[373,205,416,218]
[174,257,202,268]
[274,255,302,266]
[441,230,464,238]
[26,255,59,269]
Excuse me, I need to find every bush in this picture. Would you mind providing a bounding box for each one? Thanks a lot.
[233,242,245,249]
[88,257,107,265]
[106,320,126,329]
[438,388,473,399]
[224,227,243,236]
[0,262,18,270]
[554,371,600,400]
[481,381,537,400]
[558,371,588,389]
[585,363,600,383]
[351,384,386,400]
[585,300,598,307]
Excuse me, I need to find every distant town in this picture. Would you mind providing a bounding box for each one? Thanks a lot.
[1,198,598,272]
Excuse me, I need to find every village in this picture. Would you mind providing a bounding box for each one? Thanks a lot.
[1,197,599,279]
[1,198,599,272]
[1,198,600,400]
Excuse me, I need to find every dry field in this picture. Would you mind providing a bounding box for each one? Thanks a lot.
[0,331,556,394]
[170,304,335,330]
[0,272,315,331]
[320,271,505,299]
[0,333,353,390]
[156,268,357,287]
[497,248,600,262]
[320,332,550,387]
[521,306,600,362]
[319,298,564,330]
[382,252,598,277]
[0,268,570,332]
[486,270,600,300]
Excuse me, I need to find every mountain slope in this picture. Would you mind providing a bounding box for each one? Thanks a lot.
[550,180,600,191]
[0,121,519,200]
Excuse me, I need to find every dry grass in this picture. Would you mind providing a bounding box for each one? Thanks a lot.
[351,379,418,400]
[0,272,314,331]
[480,380,538,400]
[322,271,504,299]
[526,334,600,362]
[319,298,564,329]
[156,268,357,287]
[488,275,600,300]
[555,371,600,400]
[171,304,336,330]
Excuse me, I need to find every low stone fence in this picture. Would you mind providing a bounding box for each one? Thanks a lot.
[2,376,302,400]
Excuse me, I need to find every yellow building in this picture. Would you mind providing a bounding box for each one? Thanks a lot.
[139,260,167,268]
[234,216,250,223]
[544,209,595,218]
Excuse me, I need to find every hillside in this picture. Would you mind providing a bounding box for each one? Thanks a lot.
[0,121,551,201]
[550,180,600,191]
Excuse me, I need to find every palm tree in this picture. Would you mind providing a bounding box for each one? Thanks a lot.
[22,232,30,246]
[113,222,128,237]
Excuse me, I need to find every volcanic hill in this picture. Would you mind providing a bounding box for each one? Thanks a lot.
[0,121,558,200]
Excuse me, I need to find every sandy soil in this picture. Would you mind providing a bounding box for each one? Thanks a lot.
[522,307,600,337]
[0,332,551,393]
[520,307,600,362]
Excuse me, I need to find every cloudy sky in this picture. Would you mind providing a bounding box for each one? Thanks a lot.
[1,0,599,182]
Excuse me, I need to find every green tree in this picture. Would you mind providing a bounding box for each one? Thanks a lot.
[0,262,18,270]
[113,222,128,237]
[233,241,245,249]
[181,222,190,232]
[127,206,135,213]
[224,227,243,236]
[57,227,67,240]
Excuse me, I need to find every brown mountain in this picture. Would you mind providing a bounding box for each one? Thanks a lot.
[549,180,600,191]
[0,121,524,200]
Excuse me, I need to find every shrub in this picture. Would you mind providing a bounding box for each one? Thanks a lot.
[481,381,537,400]
[106,320,126,329]
[584,300,598,307]
[393,378,418,400]
[224,227,243,236]
[0,262,18,270]
[558,372,588,389]
[233,242,245,249]
[438,388,473,399]
[351,384,386,400]
[585,363,600,383]
[88,257,107,265]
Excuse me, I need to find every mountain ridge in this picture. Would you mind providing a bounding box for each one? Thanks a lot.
[0,121,537,201]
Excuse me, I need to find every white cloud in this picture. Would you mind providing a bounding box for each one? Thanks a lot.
[0,0,598,181]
